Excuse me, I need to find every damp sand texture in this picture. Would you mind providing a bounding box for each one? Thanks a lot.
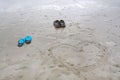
[0,0,120,80]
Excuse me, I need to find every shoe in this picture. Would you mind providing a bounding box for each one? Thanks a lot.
[25,36,32,44]
[60,20,65,28]
[53,20,61,28]
[18,38,25,47]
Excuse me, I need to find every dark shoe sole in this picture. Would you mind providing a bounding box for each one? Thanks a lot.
[25,41,31,44]
[18,43,23,47]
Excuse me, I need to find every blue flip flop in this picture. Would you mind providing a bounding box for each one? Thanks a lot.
[25,36,32,44]
[18,38,25,47]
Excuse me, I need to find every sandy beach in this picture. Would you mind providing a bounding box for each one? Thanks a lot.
[0,0,120,80]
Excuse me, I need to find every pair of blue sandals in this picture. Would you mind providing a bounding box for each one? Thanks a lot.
[18,36,32,47]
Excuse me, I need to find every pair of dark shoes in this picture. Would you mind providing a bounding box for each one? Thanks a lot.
[54,20,66,28]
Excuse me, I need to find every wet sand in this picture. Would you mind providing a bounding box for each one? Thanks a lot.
[0,0,120,80]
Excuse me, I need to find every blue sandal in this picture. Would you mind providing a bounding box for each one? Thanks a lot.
[18,38,25,47]
[25,36,32,44]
